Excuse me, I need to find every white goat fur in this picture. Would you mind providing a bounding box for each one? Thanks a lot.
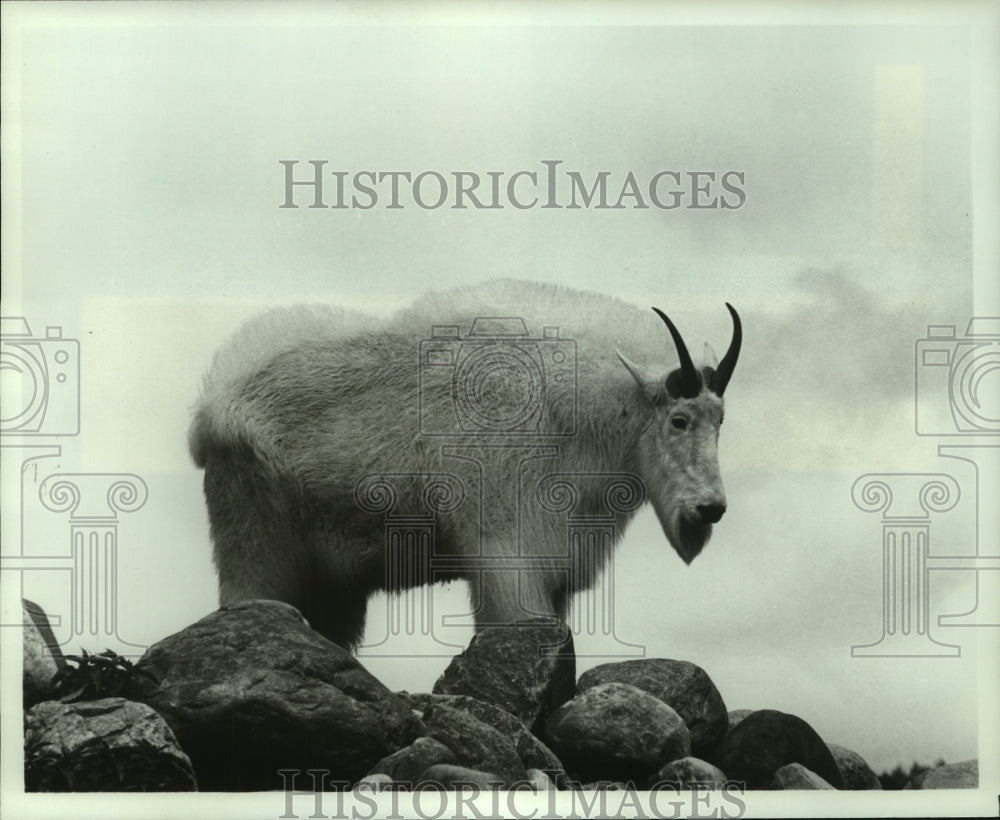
[190,279,731,648]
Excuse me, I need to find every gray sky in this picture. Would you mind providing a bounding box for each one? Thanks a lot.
[3,4,998,814]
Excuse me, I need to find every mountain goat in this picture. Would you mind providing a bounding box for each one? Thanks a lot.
[189,279,741,649]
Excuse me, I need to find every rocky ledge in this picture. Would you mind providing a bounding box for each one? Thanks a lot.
[22,599,977,793]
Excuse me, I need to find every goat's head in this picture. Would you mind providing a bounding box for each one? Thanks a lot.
[618,304,741,564]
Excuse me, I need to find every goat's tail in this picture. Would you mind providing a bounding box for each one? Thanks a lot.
[188,404,215,468]
[188,387,256,469]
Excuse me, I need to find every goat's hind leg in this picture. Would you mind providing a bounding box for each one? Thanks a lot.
[203,446,371,650]
[299,584,368,651]
[202,445,311,611]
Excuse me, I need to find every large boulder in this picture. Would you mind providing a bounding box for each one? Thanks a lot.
[906,760,978,789]
[544,682,690,785]
[23,599,64,708]
[415,699,529,787]
[827,743,881,790]
[433,618,575,735]
[711,709,844,790]
[132,600,423,790]
[577,659,727,757]
[24,698,196,791]
[769,763,835,790]
[401,692,566,783]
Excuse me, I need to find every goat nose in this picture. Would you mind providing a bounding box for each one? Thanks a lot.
[697,503,726,525]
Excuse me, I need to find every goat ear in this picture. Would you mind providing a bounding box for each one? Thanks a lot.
[617,351,663,403]
[703,343,719,368]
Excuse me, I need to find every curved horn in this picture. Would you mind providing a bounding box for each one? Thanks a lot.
[652,307,701,398]
[710,303,742,396]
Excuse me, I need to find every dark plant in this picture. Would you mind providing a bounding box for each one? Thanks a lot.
[51,649,158,703]
[877,758,946,790]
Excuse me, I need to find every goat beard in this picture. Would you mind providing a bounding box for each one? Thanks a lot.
[658,506,713,565]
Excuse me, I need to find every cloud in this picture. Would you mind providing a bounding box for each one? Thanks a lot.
[725,267,945,472]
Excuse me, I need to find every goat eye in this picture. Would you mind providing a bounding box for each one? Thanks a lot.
[671,416,689,431]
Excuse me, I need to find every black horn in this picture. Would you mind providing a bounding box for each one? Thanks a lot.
[652,307,702,398]
[710,303,742,396]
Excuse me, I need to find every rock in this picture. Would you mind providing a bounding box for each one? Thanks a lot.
[418,763,503,790]
[827,743,881,790]
[24,698,196,791]
[132,600,423,790]
[433,618,575,735]
[23,599,64,708]
[400,692,567,785]
[369,737,456,783]
[577,659,727,758]
[654,757,729,789]
[355,773,393,789]
[417,699,528,786]
[711,709,844,789]
[770,763,835,790]
[908,759,978,789]
[726,709,754,731]
[526,768,555,790]
[520,735,566,786]
[544,682,690,785]
[522,735,568,789]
